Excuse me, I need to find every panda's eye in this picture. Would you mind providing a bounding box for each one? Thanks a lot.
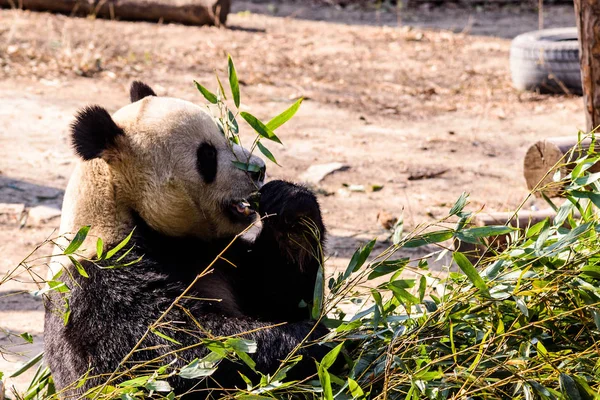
[197,142,218,184]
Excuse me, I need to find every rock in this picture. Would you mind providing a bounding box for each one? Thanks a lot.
[27,205,61,226]
[377,210,398,230]
[299,162,349,185]
[0,203,25,225]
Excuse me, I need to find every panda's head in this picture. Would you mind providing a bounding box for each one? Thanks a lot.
[69,81,266,239]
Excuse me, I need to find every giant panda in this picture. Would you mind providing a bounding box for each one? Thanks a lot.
[44,82,331,398]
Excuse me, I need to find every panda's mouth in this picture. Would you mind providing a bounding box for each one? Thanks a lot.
[226,199,257,222]
[233,200,254,216]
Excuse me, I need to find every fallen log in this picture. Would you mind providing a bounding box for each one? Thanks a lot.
[523,136,600,197]
[0,0,230,26]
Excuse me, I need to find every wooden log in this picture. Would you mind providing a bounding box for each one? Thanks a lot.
[456,209,561,261]
[523,136,599,197]
[574,0,600,132]
[0,0,230,26]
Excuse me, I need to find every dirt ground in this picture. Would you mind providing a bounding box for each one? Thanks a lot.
[0,1,585,393]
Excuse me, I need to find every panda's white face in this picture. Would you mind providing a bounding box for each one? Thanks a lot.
[70,85,266,239]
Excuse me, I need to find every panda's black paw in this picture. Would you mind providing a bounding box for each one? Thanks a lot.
[258,180,324,234]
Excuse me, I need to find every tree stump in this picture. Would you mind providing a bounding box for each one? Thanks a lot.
[523,137,599,197]
[0,0,230,26]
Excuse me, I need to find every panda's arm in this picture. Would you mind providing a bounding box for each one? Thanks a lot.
[238,180,326,322]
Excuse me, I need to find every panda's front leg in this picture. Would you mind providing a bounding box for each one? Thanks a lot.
[242,180,326,322]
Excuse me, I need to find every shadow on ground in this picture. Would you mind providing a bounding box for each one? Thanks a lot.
[0,291,43,311]
[232,1,576,39]
[0,177,64,207]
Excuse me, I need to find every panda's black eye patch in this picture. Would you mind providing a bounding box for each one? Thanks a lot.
[197,142,218,184]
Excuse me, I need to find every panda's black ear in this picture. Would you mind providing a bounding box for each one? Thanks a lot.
[71,105,124,161]
[130,81,156,102]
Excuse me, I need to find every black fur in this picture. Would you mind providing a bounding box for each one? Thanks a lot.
[44,181,330,398]
[130,81,157,102]
[197,142,218,184]
[71,106,124,160]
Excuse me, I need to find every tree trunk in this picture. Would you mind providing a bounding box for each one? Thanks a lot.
[574,0,600,131]
[523,136,599,197]
[0,0,230,26]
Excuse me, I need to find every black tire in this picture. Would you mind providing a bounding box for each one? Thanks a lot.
[510,27,582,95]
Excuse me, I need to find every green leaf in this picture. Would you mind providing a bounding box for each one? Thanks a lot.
[232,161,262,172]
[10,352,44,378]
[515,296,529,317]
[318,368,333,400]
[457,225,515,244]
[256,141,279,165]
[63,225,90,255]
[418,275,426,302]
[449,192,468,216]
[232,348,256,371]
[228,110,239,134]
[389,285,419,305]
[581,265,600,279]
[367,258,409,280]
[344,239,376,279]
[120,376,150,387]
[215,73,227,100]
[320,342,343,370]
[194,80,218,104]
[144,381,172,393]
[228,55,240,108]
[20,332,33,344]
[240,112,282,144]
[266,98,303,131]
[96,237,103,259]
[348,378,365,399]
[453,252,490,297]
[559,373,583,400]
[179,359,217,379]
[404,231,453,248]
[63,298,71,325]
[312,265,324,319]
[68,256,89,278]
[151,329,182,345]
[105,228,135,259]
[225,338,257,353]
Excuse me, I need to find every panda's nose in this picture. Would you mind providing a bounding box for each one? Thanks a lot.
[249,165,266,183]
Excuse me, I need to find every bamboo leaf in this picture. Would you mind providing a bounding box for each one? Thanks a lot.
[453,252,490,297]
[240,112,282,144]
[312,265,324,319]
[10,352,44,378]
[449,192,468,216]
[228,55,240,108]
[265,98,303,131]
[232,161,262,172]
[344,239,376,279]
[105,228,135,259]
[96,237,103,259]
[194,80,218,104]
[68,256,89,278]
[256,141,279,165]
[151,329,182,345]
[63,225,90,255]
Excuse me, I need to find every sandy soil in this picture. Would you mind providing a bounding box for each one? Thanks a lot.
[0,1,585,393]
